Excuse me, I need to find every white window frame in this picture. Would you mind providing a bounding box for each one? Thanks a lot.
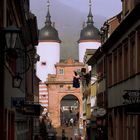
[58,68,64,75]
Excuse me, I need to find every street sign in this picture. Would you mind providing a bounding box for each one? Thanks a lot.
[123,90,140,104]
[22,104,43,116]
[97,108,106,116]
[11,97,25,108]
[92,107,106,117]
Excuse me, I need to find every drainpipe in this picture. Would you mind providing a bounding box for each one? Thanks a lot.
[0,29,6,140]
[0,0,7,139]
[3,0,7,27]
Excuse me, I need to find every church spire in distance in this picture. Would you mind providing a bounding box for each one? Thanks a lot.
[39,0,61,42]
[78,0,100,43]
[87,0,94,25]
[45,0,52,26]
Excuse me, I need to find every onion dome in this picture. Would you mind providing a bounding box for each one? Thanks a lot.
[78,3,100,42]
[39,5,61,43]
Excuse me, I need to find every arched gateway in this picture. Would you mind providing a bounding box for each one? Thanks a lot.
[60,94,82,127]
[46,58,84,128]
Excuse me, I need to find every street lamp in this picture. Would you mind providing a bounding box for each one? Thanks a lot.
[2,25,21,59]
[1,25,22,88]
[4,25,21,49]
[2,25,37,88]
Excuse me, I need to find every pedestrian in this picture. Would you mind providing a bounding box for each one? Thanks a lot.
[47,120,52,129]
[70,118,74,127]
[65,120,69,127]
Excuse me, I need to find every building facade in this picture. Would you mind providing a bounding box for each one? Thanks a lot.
[106,2,140,140]
[86,1,140,140]
[36,3,61,117]
[46,58,84,128]
[78,1,100,63]
[0,0,40,140]
[36,3,61,83]
[78,1,101,140]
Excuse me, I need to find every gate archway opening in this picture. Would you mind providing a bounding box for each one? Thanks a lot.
[60,94,80,127]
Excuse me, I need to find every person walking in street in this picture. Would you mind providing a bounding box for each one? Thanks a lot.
[70,118,74,127]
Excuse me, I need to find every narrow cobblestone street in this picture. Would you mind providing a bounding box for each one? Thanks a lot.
[55,125,79,140]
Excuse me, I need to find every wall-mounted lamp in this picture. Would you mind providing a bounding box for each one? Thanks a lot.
[2,25,37,88]
[2,25,21,59]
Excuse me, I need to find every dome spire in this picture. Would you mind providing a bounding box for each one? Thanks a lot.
[87,0,94,25]
[39,0,61,42]
[78,0,100,42]
[45,0,52,26]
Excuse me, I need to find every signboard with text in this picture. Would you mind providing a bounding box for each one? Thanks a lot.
[22,104,43,116]
[11,97,25,108]
[123,90,140,104]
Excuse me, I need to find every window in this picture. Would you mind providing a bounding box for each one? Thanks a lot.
[107,54,112,86]
[60,85,63,88]
[97,60,104,80]
[113,50,117,83]
[118,46,123,81]
[41,61,46,66]
[58,68,64,75]
[130,34,136,76]
[124,41,129,79]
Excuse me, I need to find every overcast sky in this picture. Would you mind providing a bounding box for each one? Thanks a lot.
[30,0,122,60]
[30,0,122,28]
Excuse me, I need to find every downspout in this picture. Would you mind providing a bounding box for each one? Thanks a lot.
[0,27,6,140]
[3,0,7,27]
[0,0,7,139]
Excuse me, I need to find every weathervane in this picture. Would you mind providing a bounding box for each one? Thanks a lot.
[47,0,50,9]
[89,0,92,7]
[87,0,93,25]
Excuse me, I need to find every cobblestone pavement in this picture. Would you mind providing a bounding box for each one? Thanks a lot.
[56,125,79,140]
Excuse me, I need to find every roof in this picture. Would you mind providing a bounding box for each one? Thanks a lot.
[39,7,61,43]
[78,5,100,42]
[87,3,140,65]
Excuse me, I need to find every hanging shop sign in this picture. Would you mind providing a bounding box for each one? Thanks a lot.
[123,90,140,104]
[11,97,25,108]
[22,104,43,116]
[92,107,99,117]
[97,108,106,116]
[92,107,106,117]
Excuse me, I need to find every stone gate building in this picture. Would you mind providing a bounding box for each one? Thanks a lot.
[46,58,84,127]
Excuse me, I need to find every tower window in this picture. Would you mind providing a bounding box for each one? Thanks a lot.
[41,61,46,66]
[58,68,64,75]
[60,85,64,88]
